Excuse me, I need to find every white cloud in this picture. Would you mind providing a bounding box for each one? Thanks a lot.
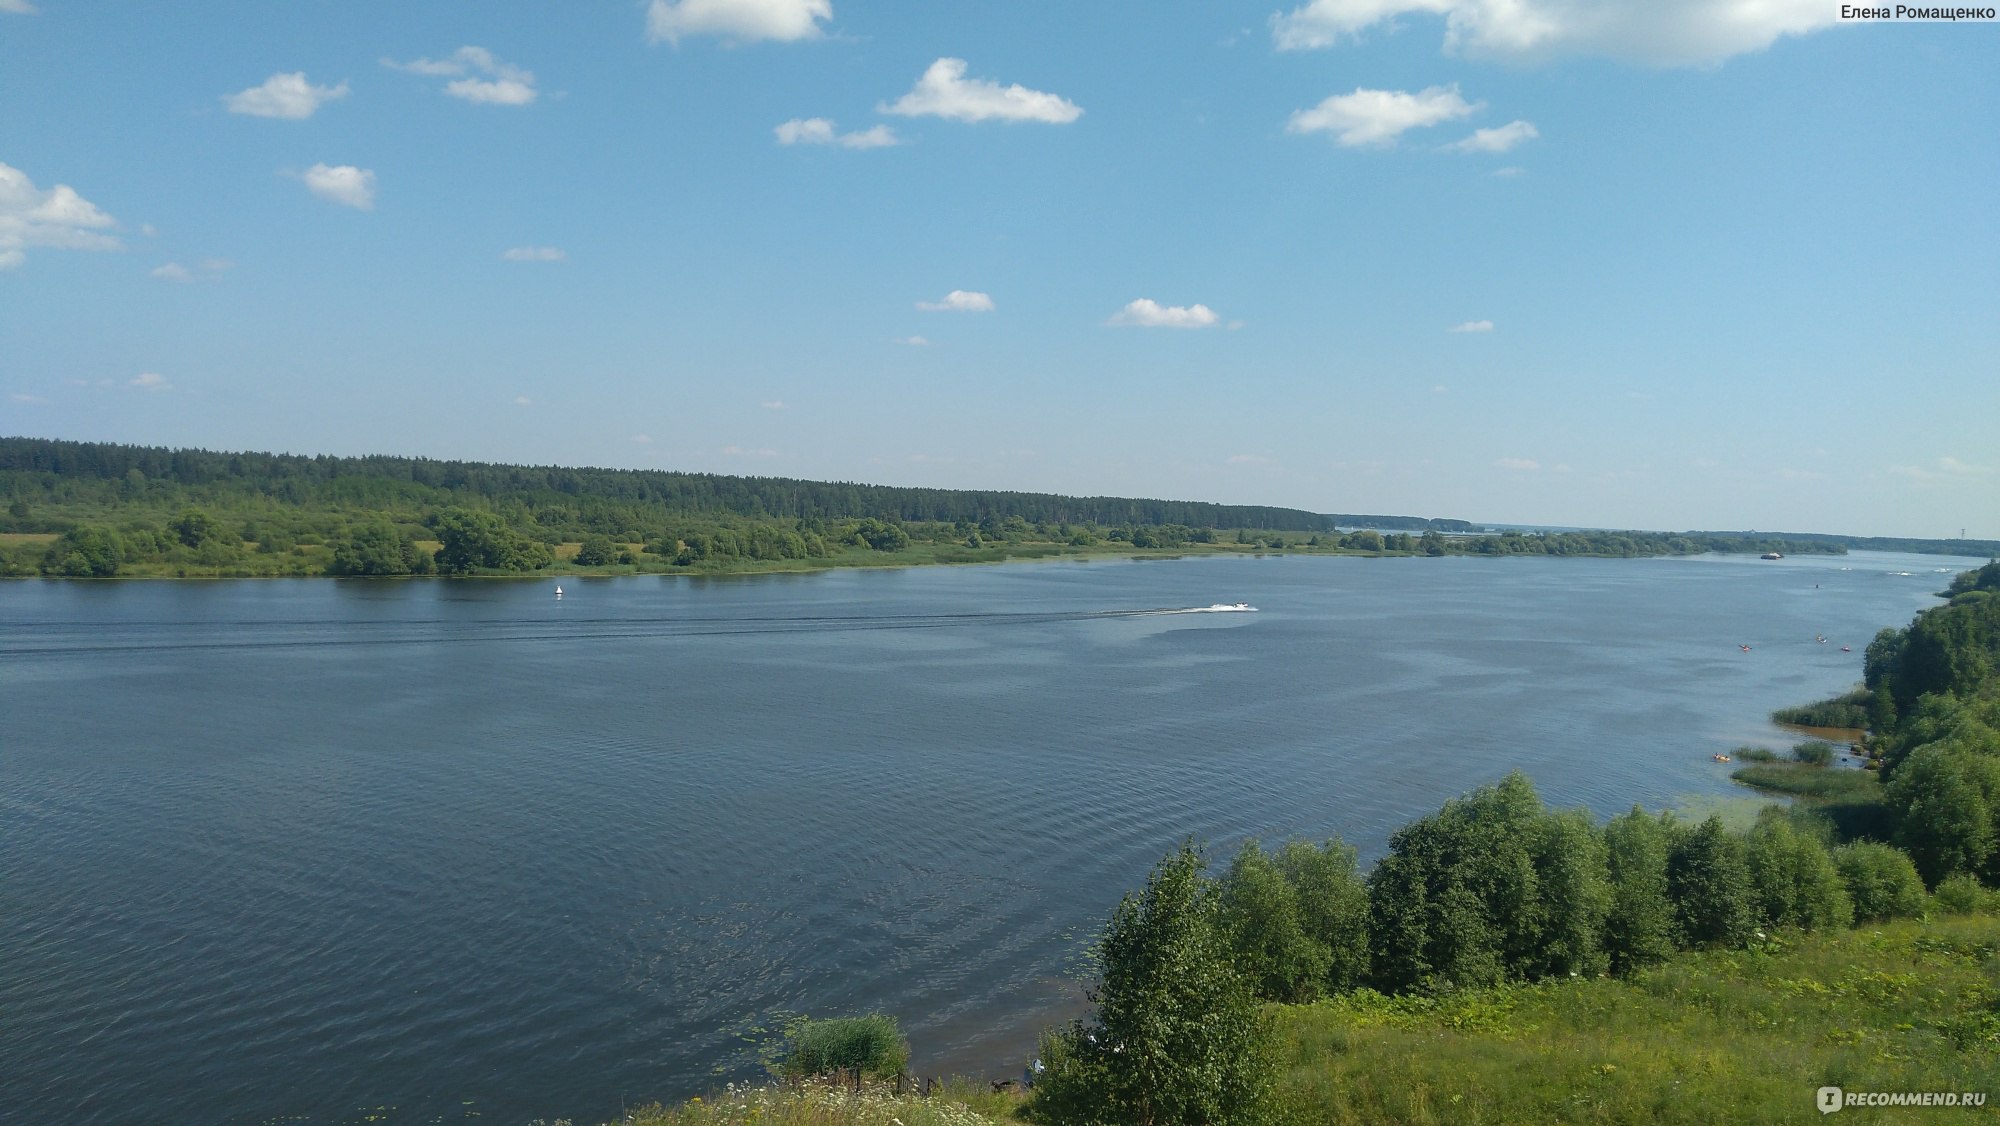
[223,73,349,119]
[1289,85,1478,146]
[1271,0,1839,66]
[0,162,121,269]
[384,47,537,105]
[631,434,652,443]
[760,400,787,409]
[1446,119,1538,153]
[916,289,994,312]
[647,0,830,44]
[773,117,900,149]
[894,336,930,347]
[720,444,779,457]
[129,372,171,392]
[881,58,1082,124]
[151,262,193,283]
[1106,299,1221,329]
[299,164,375,210]
[1448,319,1494,332]
[513,395,533,406]
[1492,166,1525,178]
[503,246,565,261]
[0,0,40,14]
[1939,456,1995,475]
[9,392,50,404]
[1227,454,1274,465]
[1494,457,1539,470]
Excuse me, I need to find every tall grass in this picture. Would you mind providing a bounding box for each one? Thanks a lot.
[604,1079,1021,1125]
[1270,910,2000,1124]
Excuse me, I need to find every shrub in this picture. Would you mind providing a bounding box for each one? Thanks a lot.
[778,1014,908,1082]
[1932,873,1994,916]
[1835,842,1927,921]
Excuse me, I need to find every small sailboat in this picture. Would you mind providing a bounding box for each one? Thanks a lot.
[555,584,564,600]
[1841,645,1852,653]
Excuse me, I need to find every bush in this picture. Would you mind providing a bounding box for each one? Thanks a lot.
[1792,740,1839,766]
[778,1014,908,1081]
[1932,873,1994,916]
[574,534,617,566]
[41,526,122,577]
[1835,842,1927,921]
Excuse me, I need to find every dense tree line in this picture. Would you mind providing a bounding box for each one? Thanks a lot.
[1033,777,1944,1125]
[1038,565,2000,1123]
[1841,561,2000,888]
[0,437,1357,532]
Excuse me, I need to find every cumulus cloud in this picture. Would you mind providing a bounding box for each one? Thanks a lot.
[151,262,193,283]
[299,164,375,209]
[881,58,1082,124]
[224,72,349,119]
[1106,299,1221,328]
[1448,319,1494,332]
[0,0,40,14]
[1288,85,1478,146]
[773,118,900,149]
[894,336,930,347]
[0,161,121,269]
[916,290,994,312]
[9,392,50,404]
[760,400,787,409]
[129,372,171,392]
[513,395,533,406]
[503,246,565,261]
[383,47,537,105]
[647,0,830,44]
[1446,119,1538,153]
[1270,0,1839,66]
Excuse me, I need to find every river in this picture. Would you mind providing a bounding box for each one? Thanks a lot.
[0,550,1978,1123]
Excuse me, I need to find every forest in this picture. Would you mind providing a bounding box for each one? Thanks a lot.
[1,437,1936,578]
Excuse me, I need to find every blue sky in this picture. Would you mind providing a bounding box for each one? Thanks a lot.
[2,1,1995,537]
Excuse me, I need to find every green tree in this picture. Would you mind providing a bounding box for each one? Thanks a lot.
[1602,806,1676,973]
[1666,816,1755,948]
[1834,842,1928,921]
[1217,841,1328,1003]
[1032,843,1274,1126]
[41,526,122,577]
[431,508,552,574]
[1274,838,1371,994]
[168,507,222,548]
[1744,815,1852,931]
[574,534,617,566]
[329,522,419,576]
[1529,808,1613,979]
[1889,745,2000,886]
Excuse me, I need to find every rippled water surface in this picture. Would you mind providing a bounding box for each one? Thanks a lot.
[1,551,1978,1124]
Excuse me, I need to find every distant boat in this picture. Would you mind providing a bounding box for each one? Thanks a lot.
[1713,753,1732,763]
[1841,646,1852,653]
[1760,552,1784,560]
[555,584,563,599]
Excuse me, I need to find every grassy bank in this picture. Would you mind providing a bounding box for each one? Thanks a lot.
[1270,908,2000,1124]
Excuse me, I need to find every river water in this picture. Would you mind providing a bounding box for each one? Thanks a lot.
[0,550,1978,1124]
